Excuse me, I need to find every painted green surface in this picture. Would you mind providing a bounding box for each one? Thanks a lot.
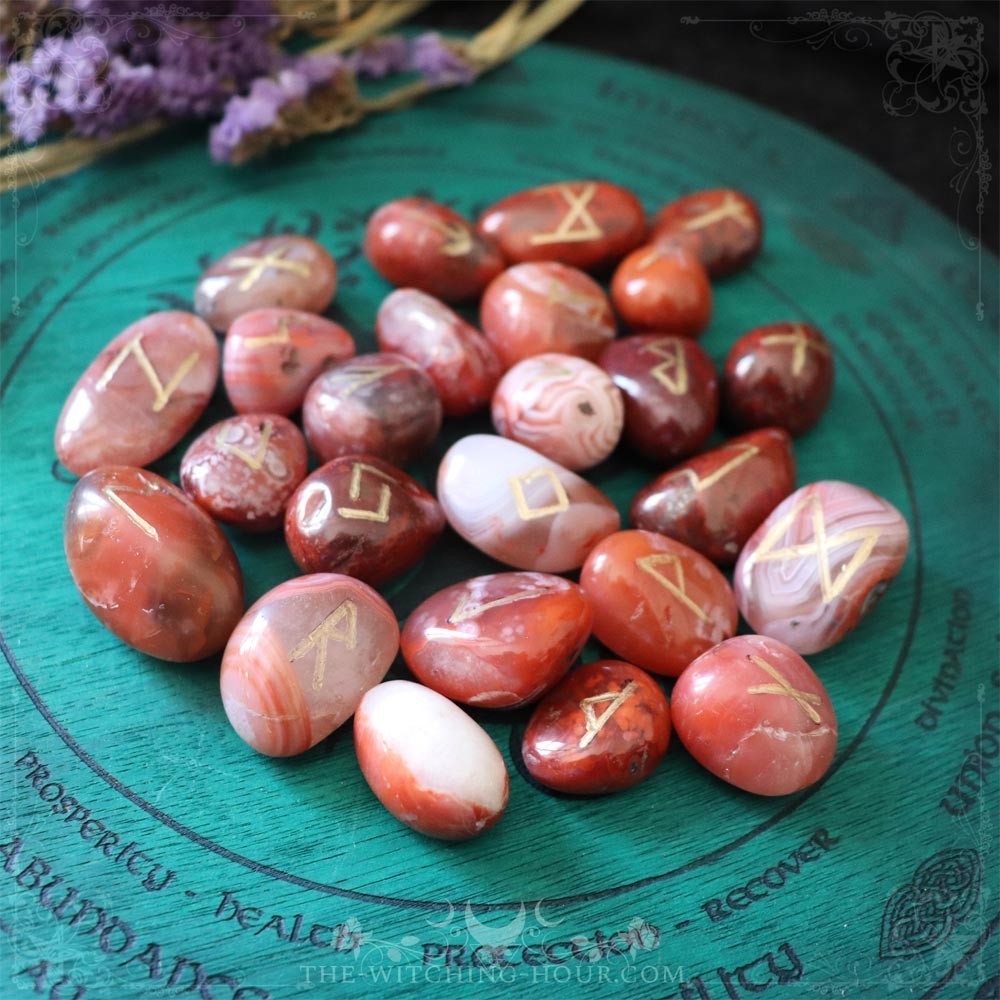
[1,41,998,1000]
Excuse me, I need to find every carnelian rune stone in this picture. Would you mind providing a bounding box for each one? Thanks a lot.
[580,530,737,677]
[401,572,592,709]
[631,428,795,565]
[522,660,671,795]
[365,197,504,302]
[671,635,837,796]
[54,311,218,477]
[65,466,244,662]
[220,573,398,757]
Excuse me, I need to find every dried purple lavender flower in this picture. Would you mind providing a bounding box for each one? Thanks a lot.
[409,31,476,86]
[346,34,409,80]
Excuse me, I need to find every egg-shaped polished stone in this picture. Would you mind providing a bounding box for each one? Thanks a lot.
[194,235,337,332]
[354,680,509,840]
[723,322,834,436]
[64,466,244,662]
[581,530,737,677]
[480,262,616,369]
[650,189,763,277]
[599,334,718,463]
[223,308,355,416]
[672,635,837,796]
[54,311,219,477]
[365,197,505,301]
[302,352,443,467]
[522,660,671,795]
[401,572,592,709]
[734,481,910,655]
[180,414,308,532]
[477,180,646,271]
[285,455,445,586]
[375,288,502,417]
[438,434,620,573]
[631,428,795,565]
[611,244,712,337]
[491,353,625,471]
[220,574,398,757]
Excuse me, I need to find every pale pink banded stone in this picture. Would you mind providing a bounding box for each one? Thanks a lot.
[734,480,910,654]
[437,434,620,572]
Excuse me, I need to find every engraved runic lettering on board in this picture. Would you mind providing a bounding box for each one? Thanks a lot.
[636,554,710,623]
[681,191,755,232]
[228,243,311,292]
[448,589,545,624]
[243,314,293,350]
[336,462,393,523]
[290,600,359,691]
[335,363,405,398]
[215,420,274,472]
[748,495,881,604]
[578,681,638,748]
[95,334,199,413]
[529,183,603,245]
[642,338,688,395]
[677,443,760,493]
[747,655,822,724]
[508,468,570,521]
[759,325,831,377]
[101,480,162,540]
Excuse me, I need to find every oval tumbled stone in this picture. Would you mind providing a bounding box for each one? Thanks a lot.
[220,574,398,757]
[64,466,244,662]
[54,311,218,477]
[437,434,620,572]
[354,680,509,840]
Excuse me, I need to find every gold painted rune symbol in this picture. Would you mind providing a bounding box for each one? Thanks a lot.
[101,478,163,540]
[681,192,755,232]
[545,280,607,320]
[760,325,831,377]
[641,338,689,395]
[578,681,638,748]
[508,468,571,521]
[677,443,760,493]
[242,313,293,350]
[290,600,359,691]
[636,553,710,623]
[215,420,274,472]
[228,244,311,292]
[747,494,882,603]
[96,334,199,413]
[529,183,603,246]
[448,589,544,624]
[399,205,474,256]
[336,462,393,523]
[746,655,822,724]
[333,363,406,398]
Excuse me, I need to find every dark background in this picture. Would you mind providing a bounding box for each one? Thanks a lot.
[433,0,1000,254]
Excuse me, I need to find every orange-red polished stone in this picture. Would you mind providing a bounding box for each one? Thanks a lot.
[54,311,218,477]
[477,180,646,272]
[220,573,398,757]
[365,197,504,302]
[522,660,671,795]
[671,634,837,796]
[611,243,712,337]
[630,428,796,565]
[180,414,308,532]
[580,530,737,677]
[64,466,244,662]
[401,572,592,709]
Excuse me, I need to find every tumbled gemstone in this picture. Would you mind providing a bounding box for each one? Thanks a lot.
[522,659,671,795]
[64,466,244,662]
[477,180,646,271]
[302,352,442,467]
[734,481,910,654]
[223,309,355,416]
[194,235,337,332]
[437,434,620,573]
[401,572,592,708]
[180,414,308,532]
[610,244,712,336]
[723,322,834,435]
[284,455,445,586]
[671,635,837,795]
[354,680,509,840]
[630,428,796,565]
[220,574,398,757]
[580,530,737,677]
[375,288,501,417]
[650,189,763,277]
[54,311,218,477]
[599,334,718,463]
[365,197,504,301]
[491,353,625,471]
[480,262,616,368]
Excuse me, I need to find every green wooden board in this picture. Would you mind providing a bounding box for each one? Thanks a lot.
[2,41,998,1000]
